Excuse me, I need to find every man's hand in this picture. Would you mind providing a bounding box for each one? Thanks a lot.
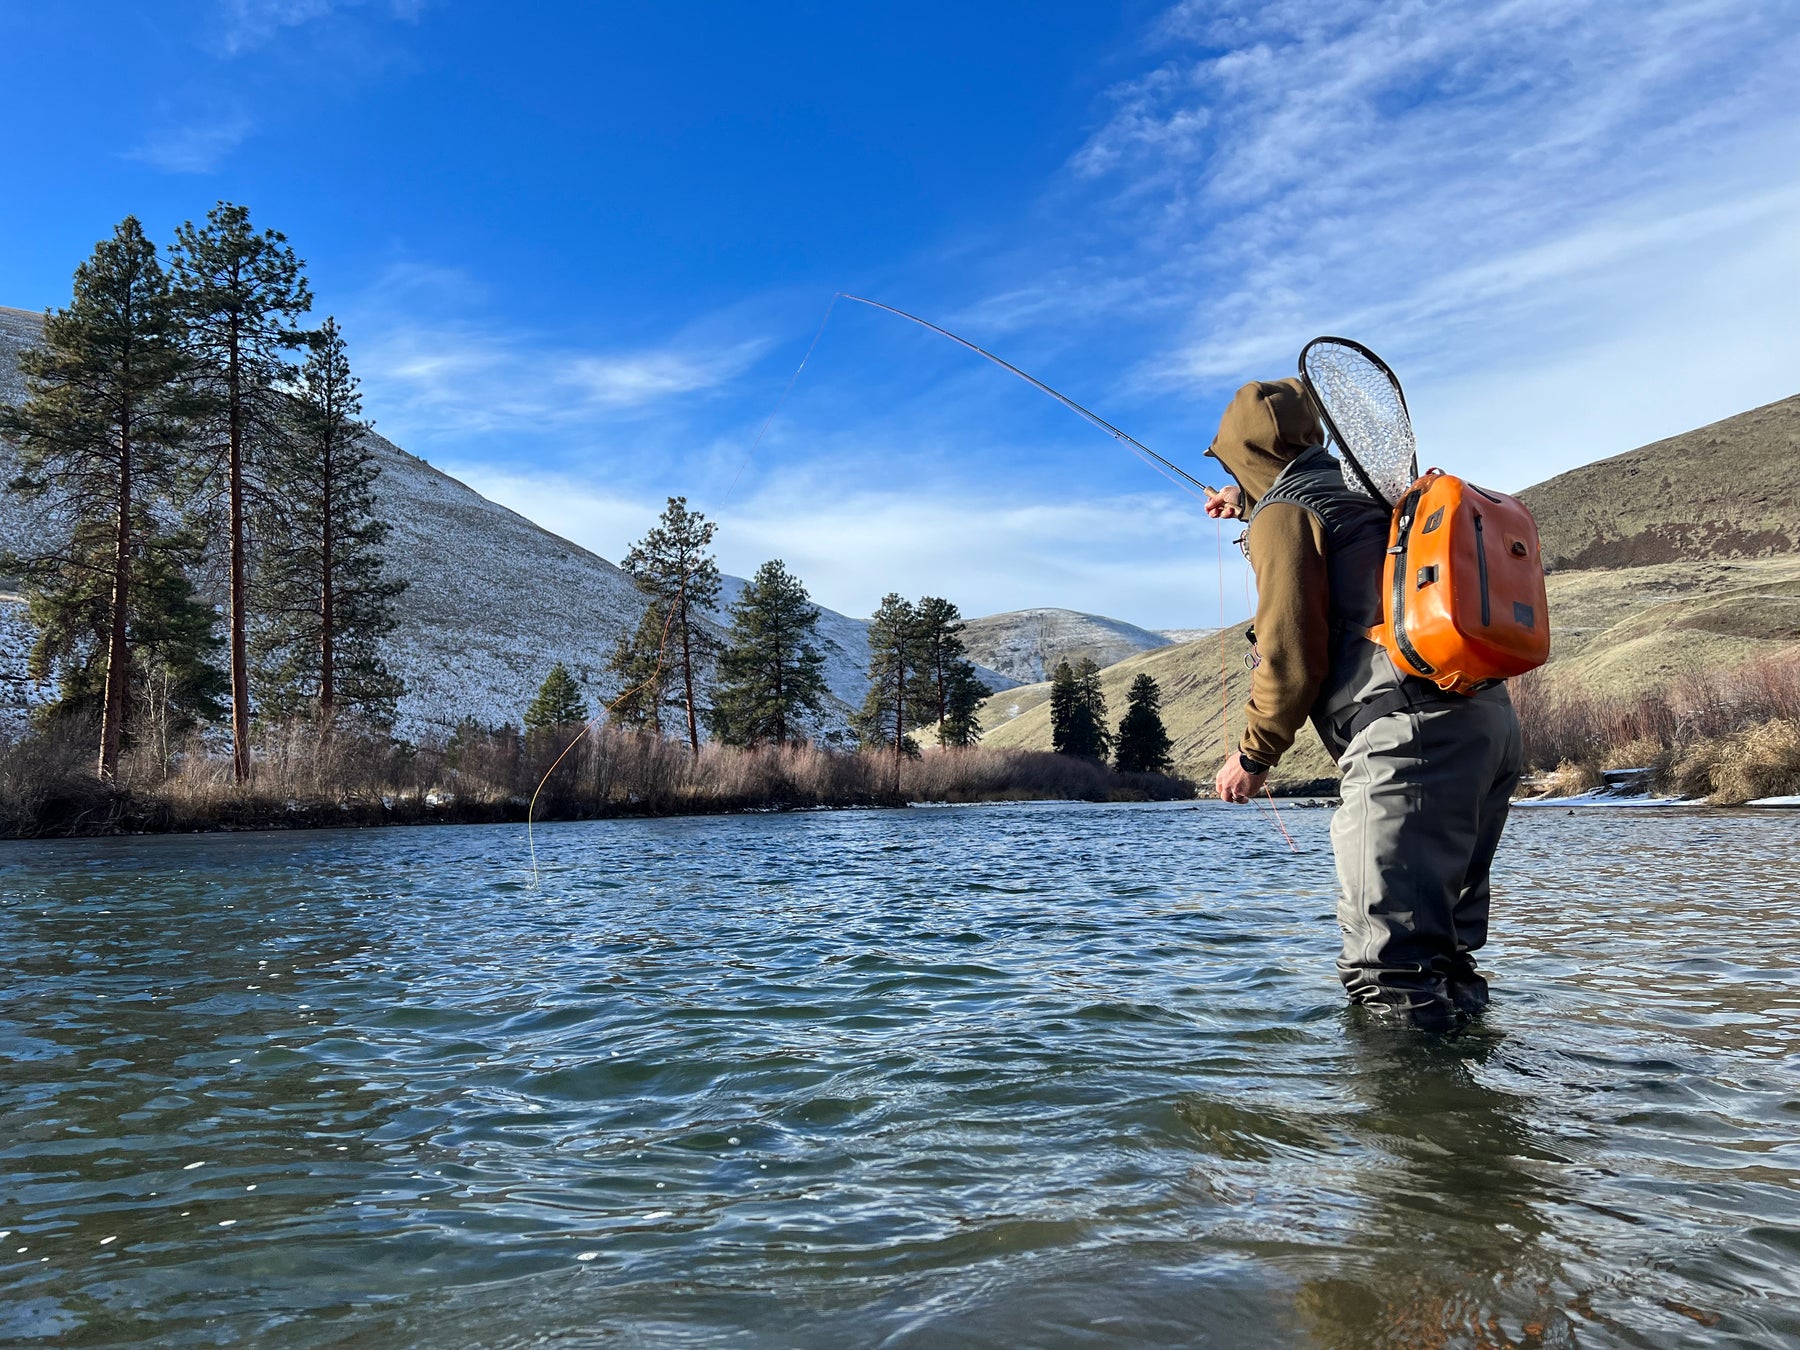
[1214,755,1269,803]
[1204,484,1243,519]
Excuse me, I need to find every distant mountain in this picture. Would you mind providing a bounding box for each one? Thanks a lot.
[0,305,1016,740]
[958,607,1171,684]
[1520,392,1800,570]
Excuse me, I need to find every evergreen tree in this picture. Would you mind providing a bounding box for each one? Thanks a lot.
[855,593,930,760]
[168,201,313,781]
[252,318,405,730]
[1049,656,1111,760]
[619,496,720,752]
[525,661,588,731]
[939,662,988,748]
[1048,659,1079,756]
[607,600,678,734]
[0,216,208,778]
[1114,672,1174,774]
[911,595,987,747]
[709,559,828,747]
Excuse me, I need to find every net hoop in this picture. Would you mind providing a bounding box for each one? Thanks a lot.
[1297,336,1417,510]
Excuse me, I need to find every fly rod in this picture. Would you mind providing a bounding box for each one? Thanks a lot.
[838,294,1220,500]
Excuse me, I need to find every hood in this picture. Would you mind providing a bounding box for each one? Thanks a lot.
[1204,378,1324,506]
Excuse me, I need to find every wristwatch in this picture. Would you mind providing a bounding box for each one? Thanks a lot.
[1238,752,1270,775]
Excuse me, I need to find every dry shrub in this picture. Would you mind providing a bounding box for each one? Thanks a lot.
[1537,759,1605,798]
[1671,718,1800,805]
[0,717,1193,837]
[0,717,122,837]
[1512,648,1800,798]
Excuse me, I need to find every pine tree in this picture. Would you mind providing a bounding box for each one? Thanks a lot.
[1049,656,1111,760]
[0,216,208,778]
[911,595,987,747]
[709,559,828,747]
[525,661,589,731]
[939,662,987,748]
[252,318,405,730]
[1048,659,1079,756]
[855,593,930,760]
[607,600,678,734]
[619,496,720,752]
[168,201,313,781]
[1114,672,1174,774]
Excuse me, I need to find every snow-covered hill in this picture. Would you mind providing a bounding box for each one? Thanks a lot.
[0,304,1015,742]
[959,606,1172,684]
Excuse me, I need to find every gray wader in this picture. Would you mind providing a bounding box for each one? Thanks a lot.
[1249,448,1524,1014]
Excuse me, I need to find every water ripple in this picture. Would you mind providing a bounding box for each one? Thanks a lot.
[2,802,1797,1346]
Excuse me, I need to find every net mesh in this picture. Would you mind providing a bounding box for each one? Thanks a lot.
[1301,340,1417,507]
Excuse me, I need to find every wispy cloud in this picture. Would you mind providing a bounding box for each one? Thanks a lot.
[971,0,1800,485]
[439,462,1239,630]
[126,110,254,173]
[214,0,424,57]
[342,264,770,449]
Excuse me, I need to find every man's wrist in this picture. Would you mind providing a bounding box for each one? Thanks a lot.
[1238,752,1270,775]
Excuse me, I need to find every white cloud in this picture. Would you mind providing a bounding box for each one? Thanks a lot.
[980,0,1800,485]
[358,323,762,436]
[213,0,423,56]
[439,462,1250,632]
[126,112,253,173]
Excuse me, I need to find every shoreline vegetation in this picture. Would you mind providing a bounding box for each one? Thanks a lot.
[0,723,1196,839]
[1511,649,1800,805]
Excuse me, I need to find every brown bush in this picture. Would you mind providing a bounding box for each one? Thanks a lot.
[0,719,1194,837]
[1512,647,1800,800]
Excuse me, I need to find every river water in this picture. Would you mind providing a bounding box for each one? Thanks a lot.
[2,802,1797,1347]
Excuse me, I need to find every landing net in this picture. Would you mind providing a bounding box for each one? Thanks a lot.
[1299,337,1417,509]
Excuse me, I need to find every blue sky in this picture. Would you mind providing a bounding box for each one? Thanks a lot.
[3,1,1797,628]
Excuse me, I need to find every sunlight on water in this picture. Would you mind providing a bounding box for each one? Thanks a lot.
[2,802,1797,1347]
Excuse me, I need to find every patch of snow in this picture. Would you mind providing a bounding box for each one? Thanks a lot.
[1745,795,1800,807]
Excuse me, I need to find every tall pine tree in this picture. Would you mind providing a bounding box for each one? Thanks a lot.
[855,593,931,761]
[709,559,828,747]
[939,663,988,748]
[253,318,405,730]
[619,496,720,752]
[1049,656,1111,760]
[168,202,313,781]
[607,600,678,734]
[0,217,211,778]
[1114,672,1174,774]
[910,595,987,748]
[525,662,589,731]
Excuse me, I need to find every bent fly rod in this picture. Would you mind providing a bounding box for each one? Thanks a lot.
[836,294,1221,500]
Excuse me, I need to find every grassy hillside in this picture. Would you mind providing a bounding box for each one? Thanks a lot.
[977,636,1341,789]
[1520,392,1800,570]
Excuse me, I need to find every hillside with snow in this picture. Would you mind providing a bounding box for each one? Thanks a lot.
[0,305,1015,742]
[959,607,1172,684]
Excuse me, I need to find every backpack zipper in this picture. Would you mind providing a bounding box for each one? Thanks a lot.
[1474,513,1491,626]
[1389,485,1435,675]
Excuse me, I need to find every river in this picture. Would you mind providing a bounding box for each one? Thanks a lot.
[2,801,1796,1347]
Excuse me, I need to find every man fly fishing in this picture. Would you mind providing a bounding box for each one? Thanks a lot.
[1203,378,1523,1030]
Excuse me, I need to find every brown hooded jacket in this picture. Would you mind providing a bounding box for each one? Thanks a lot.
[1205,378,1330,767]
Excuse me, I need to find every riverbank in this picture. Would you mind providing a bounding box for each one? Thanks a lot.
[0,724,1195,838]
[1510,650,1800,805]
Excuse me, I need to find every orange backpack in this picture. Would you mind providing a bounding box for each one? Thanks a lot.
[1299,338,1550,695]
[1369,470,1550,694]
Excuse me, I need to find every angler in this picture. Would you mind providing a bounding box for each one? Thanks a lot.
[1205,372,1527,1031]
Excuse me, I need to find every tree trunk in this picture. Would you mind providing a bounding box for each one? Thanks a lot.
[680,590,699,754]
[99,403,133,781]
[319,429,335,733]
[227,315,251,783]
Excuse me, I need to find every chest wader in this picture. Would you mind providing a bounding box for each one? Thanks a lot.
[1251,448,1524,1023]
